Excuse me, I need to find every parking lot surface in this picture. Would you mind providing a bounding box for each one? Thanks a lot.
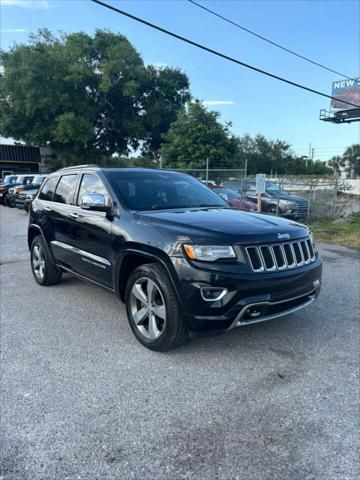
[1,205,359,480]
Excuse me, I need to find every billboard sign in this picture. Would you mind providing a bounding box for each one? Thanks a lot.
[331,78,360,110]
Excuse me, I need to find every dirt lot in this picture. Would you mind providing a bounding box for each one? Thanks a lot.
[0,206,359,480]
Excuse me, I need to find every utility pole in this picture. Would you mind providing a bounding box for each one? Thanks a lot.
[307,142,312,168]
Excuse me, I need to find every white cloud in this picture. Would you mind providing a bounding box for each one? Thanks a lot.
[1,28,27,33]
[192,100,236,106]
[1,0,49,8]
[202,100,236,106]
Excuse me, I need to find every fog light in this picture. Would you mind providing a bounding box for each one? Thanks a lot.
[201,287,228,302]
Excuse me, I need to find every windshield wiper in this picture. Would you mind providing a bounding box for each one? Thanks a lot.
[196,204,227,208]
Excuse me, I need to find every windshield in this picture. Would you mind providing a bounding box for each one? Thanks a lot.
[3,175,18,185]
[214,188,240,200]
[104,171,228,211]
[32,175,46,185]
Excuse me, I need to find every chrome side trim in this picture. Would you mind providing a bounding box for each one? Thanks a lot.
[58,264,115,292]
[228,284,320,330]
[51,240,111,266]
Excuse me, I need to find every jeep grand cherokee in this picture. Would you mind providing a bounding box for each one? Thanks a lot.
[28,166,322,351]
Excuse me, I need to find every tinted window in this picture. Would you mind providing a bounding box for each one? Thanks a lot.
[77,174,108,205]
[53,175,78,205]
[104,171,227,211]
[38,177,58,201]
[24,176,34,185]
[214,188,239,199]
[32,175,46,185]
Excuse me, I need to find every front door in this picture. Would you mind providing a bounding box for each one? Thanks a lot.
[66,173,114,288]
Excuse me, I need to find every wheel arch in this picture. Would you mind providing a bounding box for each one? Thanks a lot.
[114,249,183,306]
[28,224,55,263]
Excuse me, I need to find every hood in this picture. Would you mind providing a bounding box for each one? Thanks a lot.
[137,208,308,243]
[23,188,38,196]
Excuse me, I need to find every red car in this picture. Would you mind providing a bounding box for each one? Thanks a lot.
[210,186,256,211]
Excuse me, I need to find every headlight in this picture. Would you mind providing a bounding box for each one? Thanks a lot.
[183,244,236,262]
[26,194,35,200]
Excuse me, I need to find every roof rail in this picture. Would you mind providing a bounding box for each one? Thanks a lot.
[59,164,99,171]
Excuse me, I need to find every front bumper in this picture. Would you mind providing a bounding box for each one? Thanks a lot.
[172,257,322,331]
[15,197,26,209]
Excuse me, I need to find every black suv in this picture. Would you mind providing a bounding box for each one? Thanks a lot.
[28,166,322,351]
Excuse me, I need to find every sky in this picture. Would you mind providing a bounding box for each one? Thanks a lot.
[0,0,359,161]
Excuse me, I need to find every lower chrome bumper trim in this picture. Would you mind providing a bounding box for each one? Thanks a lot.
[228,284,320,330]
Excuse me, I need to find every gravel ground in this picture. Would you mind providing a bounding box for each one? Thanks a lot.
[0,205,359,480]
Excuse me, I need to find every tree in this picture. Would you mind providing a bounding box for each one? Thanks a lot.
[141,65,190,159]
[0,29,190,167]
[239,134,294,175]
[342,144,360,177]
[328,155,345,177]
[160,101,240,169]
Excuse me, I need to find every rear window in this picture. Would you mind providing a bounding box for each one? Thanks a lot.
[38,177,58,201]
[53,175,78,205]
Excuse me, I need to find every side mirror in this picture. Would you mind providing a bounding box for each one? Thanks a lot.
[80,193,112,213]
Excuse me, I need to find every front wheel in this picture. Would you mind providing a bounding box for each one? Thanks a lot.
[31,235,62,286]
[125,263,188,351]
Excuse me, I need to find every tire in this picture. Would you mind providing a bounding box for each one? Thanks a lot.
[7,197,15,208]
[30,235,62,286]
[3,194,10,207]
[267,205,280,215]
[125,263,188,351]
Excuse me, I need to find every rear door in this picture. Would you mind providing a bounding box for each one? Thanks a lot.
[66,173,114,287]
[46,174,79,268]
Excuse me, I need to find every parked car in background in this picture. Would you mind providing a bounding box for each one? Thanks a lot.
[6,174,38,207]
[242,181,309,218]
[15,175,47,212]
[210,186,256,211]
[0,175,19,205]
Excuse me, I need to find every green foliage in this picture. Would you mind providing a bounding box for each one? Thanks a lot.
[349,211,360,224]
[0,29,189,167]
[343,144,360,176]
[241,134,331,175]
[307,216,360,248]
[141,65,190,158]
[160,101,240,169]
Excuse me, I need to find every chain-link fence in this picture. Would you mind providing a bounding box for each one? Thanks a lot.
[164,161,359,219]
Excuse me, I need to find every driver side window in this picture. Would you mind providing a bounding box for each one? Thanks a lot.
[77,174,109,205]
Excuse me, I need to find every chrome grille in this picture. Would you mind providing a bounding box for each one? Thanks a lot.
[297,200,309,216]
[245,238,316,272]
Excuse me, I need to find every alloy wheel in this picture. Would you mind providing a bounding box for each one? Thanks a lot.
[32,244,46,280]
[130,277,166,340]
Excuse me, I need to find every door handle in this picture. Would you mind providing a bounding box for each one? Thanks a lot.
[69,212,79,219]
[44,206,51,212]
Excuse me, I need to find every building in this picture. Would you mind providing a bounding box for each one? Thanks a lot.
[0,144,51,178]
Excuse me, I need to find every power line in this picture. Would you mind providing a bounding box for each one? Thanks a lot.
[89,0,360,110]
[188,0,354,81]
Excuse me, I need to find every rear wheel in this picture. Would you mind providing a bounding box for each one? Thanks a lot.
[125,263,187,351]
[267,205,279,215]
[31,235,62,286]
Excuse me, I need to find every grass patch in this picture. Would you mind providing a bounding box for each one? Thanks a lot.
[306,213,360,248]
